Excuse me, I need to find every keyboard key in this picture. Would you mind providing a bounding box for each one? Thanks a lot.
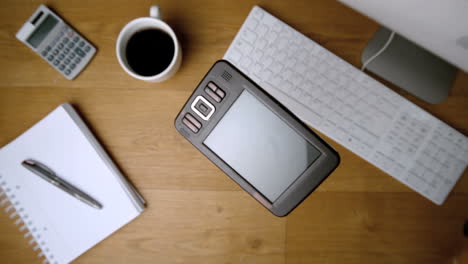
[276,51,287,62]
[285,57,297,69]
[226,49,242,63]
[242,29,257,44]
[266,31,278,43]
[257,38,268,50]
[251,63,263,78]
[242,42,253,55]
[240,57,253,69]
[252,49,264,62]
[270,62,284,75]
[78,41,85,47]
[246,18,259,31]
[262,56,273,68]
[270,76,285,90]
[274,20,285,32]
[281,80,293,94]
[257,24,269,36]
[64,69,71,75]
[291,73,304,86]
[259,69,273,81]
[252,7,264,19]
[291,87,303,98]
[84,45,91,52]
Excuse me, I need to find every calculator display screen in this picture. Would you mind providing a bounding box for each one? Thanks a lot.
[27,15,58,48]
[204,90,321,202]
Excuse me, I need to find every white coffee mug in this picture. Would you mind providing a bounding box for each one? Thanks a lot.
[116,6,182,82]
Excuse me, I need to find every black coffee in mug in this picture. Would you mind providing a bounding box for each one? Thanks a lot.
[125,29,175,76]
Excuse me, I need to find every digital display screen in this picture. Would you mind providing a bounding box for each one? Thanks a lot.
[204,90,321,202]
[26,15,58,48]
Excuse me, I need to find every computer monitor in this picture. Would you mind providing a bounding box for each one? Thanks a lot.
[337,0,468,103]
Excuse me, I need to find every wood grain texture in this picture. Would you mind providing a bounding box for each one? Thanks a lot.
[0,0,467,263]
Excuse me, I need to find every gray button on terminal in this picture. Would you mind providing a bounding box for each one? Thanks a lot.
[191,96,215,121]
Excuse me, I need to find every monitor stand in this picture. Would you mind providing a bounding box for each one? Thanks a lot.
[361,27,457,104]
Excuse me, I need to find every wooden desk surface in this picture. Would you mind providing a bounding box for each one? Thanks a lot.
[1,0,467,263]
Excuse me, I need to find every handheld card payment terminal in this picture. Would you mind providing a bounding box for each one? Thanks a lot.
[175,60,340,216]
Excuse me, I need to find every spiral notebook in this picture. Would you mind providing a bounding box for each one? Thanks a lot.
[0,103,146,264]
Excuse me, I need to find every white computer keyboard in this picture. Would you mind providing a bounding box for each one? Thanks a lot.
[224,6,468,205]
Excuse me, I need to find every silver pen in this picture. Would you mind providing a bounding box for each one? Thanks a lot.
[22,159,103,209]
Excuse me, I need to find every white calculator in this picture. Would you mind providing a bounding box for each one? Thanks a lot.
[16,5,96,80]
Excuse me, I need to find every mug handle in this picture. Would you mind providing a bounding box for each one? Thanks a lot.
[150,5,161,19]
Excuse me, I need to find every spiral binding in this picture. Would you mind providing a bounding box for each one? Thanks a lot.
[0,174,57,264]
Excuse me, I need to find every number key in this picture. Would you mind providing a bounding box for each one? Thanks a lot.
[74,48,85,57]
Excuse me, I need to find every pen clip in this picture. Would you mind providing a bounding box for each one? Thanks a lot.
[22,159,59,184]
[23,159,55,176]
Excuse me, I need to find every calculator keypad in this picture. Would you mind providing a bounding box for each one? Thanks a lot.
[38,24,96,80]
